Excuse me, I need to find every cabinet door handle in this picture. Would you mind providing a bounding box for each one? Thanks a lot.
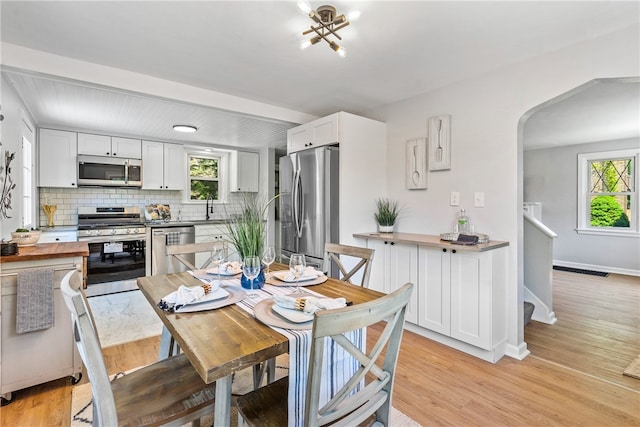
[452,249,457,254]
[390,242,395,245]
[106,152,110,155]
[113,152,116,156]
[442,248,447,253]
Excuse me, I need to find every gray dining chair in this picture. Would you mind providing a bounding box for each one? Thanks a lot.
[236,282,414,427]
[324,242,375,288]
[165,241,228,271]
[61,270,215,427]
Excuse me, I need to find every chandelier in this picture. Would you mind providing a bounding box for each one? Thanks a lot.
[299,3,359,57]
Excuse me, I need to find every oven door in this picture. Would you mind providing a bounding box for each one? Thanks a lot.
[84,237,146,285]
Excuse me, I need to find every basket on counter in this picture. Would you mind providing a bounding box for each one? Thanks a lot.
[10,230,42,247]
[0,242,18,256]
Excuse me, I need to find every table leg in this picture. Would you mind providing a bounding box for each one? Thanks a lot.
[214,374,232,427]
[158,327,179,359]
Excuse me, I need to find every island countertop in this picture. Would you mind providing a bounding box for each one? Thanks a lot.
[0,242,89,263]
[353,232,509,252]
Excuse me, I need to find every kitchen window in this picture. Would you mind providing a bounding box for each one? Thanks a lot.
[577,148,639,237]
[188,152,224,201]
[22,117,35,228]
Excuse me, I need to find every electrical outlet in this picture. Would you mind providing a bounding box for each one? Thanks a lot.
[474,192,485,207]
[450,192,460,206]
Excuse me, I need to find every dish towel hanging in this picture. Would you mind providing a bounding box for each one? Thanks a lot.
[16,267,55,334]
[166,232,181,246]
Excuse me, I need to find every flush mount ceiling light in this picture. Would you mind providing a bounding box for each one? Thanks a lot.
[173,124,198,133]
[298,2,359,57]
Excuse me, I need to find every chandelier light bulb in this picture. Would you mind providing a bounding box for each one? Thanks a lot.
[300,40,312,50]
[347,10,361,21]
[336,46,347,58]
[297,1,311,14]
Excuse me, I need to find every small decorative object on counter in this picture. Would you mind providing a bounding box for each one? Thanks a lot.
[11,229,42,247]
[374,197,401,233]
[457,209,470,234]
[43,204,57,227]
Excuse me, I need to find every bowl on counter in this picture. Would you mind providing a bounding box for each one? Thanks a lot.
[11,230,42,247]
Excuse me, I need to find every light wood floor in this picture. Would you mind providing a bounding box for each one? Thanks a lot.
[2,270,638,426]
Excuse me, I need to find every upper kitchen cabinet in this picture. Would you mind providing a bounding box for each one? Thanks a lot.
[39,129,77,188]
[142,141,185,190]
[287,113,339,153]
[230,151,259,192]
[78,133,142,158]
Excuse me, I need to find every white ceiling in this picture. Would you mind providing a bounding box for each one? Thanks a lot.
[1,1,639,149]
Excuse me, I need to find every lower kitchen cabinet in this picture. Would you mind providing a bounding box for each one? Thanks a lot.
[356,232,509,362]
[366,239,418,324]
[0,257,83,403]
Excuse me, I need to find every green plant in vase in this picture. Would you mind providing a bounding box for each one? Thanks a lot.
[374,197,401,233]
[226,193,278,290]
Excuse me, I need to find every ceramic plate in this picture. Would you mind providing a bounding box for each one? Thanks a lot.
[205,266,242,276]
[253,298,313,330]
[173,284,246,313]
[271,304,314,323]
[271,270,327,283]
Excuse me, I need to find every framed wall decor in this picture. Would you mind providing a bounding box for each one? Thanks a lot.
[428,114,451,171]
[406,137,427,190]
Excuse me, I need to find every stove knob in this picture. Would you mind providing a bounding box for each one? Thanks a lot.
[125,229,131,234]
[111,229,117,235]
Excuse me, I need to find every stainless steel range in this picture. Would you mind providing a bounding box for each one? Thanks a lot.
[77,207,146,285]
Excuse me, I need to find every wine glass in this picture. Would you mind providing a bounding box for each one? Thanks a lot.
[288,253,306,295]
[262,247,275,277]
[243,256,261,299]
[211,247,226,282]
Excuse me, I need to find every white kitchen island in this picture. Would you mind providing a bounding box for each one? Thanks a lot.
[354,232,509,363]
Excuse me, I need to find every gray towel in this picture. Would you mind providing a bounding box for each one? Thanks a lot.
[16,268,55,334]
[166,232,181,246]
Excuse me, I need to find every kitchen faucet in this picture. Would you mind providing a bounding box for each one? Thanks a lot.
[205,195,215,220]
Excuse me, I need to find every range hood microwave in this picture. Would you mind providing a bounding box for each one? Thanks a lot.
[77,155,142,187]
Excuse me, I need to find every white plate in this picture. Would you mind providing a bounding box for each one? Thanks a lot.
[272,270,322,283]
[206,266,242,276]
[271,304,314,323]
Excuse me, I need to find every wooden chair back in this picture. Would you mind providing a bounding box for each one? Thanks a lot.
[304,282,413,426]
[61,270,216,426]
[166,241,227,271]
[61,270,119,424]
[324,242,375,287]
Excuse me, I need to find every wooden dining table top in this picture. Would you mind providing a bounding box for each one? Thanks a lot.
[136,263,384,384]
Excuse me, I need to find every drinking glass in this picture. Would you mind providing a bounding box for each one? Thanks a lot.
[262,247,275,276]
[288,253,306,295]
[243,256,261,299]
[211,247,226,282]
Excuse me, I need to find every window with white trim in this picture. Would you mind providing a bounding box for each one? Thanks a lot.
[187,151,226,201]
[22,118,35,228]
[577,148,639,236]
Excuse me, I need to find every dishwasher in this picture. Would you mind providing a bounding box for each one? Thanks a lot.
[150,225,195,275]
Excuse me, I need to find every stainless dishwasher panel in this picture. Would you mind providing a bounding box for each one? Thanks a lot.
[151,226,195,275]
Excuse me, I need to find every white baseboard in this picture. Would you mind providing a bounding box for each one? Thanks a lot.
[504,342,530,360]
[552,260,640,277]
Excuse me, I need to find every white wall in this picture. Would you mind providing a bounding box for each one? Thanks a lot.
[0,73,37,240]
[524,137,639,275]
[368,23,640,358]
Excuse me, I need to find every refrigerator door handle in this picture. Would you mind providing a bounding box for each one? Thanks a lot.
[293,169,304,238]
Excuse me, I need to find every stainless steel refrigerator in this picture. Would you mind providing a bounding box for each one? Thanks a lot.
[279,146,339,269]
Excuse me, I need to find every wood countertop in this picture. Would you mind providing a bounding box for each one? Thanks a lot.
[0,242,89,263]
[353,232,509,252]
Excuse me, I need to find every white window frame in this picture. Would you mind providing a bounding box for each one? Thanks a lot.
[184,148,230,203]
[577,148,639,237]
[21,115,35,229]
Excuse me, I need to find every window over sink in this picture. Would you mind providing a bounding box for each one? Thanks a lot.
[189,152,222,201]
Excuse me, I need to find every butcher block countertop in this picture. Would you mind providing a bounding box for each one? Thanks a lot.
[0,242,89,263]
[353,232,509,252]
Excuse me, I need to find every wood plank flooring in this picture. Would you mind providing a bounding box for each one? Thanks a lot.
[2,271,638,426]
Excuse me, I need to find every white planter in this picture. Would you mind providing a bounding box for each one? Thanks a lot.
[378,224,395,233]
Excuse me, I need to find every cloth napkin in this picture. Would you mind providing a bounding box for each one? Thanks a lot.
[273,294,346,314]
[283,266,323,282]
[158,283,218,312]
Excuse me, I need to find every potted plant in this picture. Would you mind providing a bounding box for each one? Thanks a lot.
[226,193,277,289]
[374,197,401,233]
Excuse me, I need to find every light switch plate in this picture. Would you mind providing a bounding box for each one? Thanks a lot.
[450,192,460,206]
[474,192,485,207]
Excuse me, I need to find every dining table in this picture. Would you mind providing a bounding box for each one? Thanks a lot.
[136,263,384,427]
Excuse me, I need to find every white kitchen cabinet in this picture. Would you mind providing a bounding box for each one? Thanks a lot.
[78,133,142,158]
[142,141,185,190]
[287,113,339,153]
[230,151,259,192]
[367,239,418,324]
[39,230,78,243]
[38,129,77,188]
[194,223,231,267]
[0,258,83,403]
[356,232,509,362]
[418,244,508,352]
